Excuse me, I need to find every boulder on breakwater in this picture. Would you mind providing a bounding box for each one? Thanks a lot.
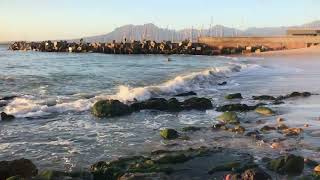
[9,40,273,56]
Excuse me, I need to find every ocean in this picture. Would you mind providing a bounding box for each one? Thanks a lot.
[1,44,320,177]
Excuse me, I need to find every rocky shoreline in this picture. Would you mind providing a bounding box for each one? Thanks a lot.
[1,91,320,179]
[8,40,273,56]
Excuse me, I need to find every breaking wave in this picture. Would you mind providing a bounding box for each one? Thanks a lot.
[4,62,260,118]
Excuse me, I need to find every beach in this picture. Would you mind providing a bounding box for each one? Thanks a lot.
[1,44,320,179]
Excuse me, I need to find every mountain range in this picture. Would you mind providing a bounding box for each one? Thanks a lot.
[82,20,320,42]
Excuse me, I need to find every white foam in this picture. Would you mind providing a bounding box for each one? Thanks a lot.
[109,62,259,102]
[4,96,93,118]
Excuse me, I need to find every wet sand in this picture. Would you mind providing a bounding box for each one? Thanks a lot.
[249,45,320,57]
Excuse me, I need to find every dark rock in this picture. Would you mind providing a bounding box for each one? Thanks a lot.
[267,154,304,175]
[182,97,213,110]
[230,125,246,134]
[273,100,285,105]
[1,112,15,121]
[218,81,227,86]
[160,129,179,140]
[217,112,239,124]
[245,131,263,140]
[216,104,256,112]
[6,176,22,180]
[155,154,191,164]
[225,93,243,100]
[252,95,276,101]
[0,95,17,101]
[175,91,196,97]
[260,125,276,132]
[167,98,182,112]
[92,100,132,117]
[38,170,67,180]
[241,168,272,180]
[118,172,169,180]
[277,92,312,100]
[181,126,201,132]
[131,98,168,111]
[0,158,38,180]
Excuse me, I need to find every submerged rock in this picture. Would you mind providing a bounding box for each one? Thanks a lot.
[267,154,304,175]
[182,97,213,110]
[181,126,202,132]
[252,95,276,101]
[160,129,179,140]
[255,107,274,116]
[225,93,243,100]
[1,112,15,121]
[218,81,227,86]
[0,95,18,101]
[282,128,303,136]
[260,125,276,132]
[0,158,38,180]
[241,168,272,180]
[216,104,256,112]
[118,172,169,180]
[92,100,132,117]
[175,91,197,97]
[217,112,239,124]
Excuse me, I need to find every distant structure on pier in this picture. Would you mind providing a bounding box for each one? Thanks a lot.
[287,29,320,36]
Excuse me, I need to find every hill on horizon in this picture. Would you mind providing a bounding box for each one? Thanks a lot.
[80,20,320,43]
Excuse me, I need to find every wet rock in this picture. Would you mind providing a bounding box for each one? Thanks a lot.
[92,100,132,117]
[218,81,227,86]
[160,129,179,140]
[252,95,276,101]
[255,107,274,116]
[208,162,241,174]
[273,100,284,105]
[167,98,182,112]
[6,176,22,180]
[314,165,320,175]
[277,123,289,130]
[225,93,243,100]
[245,131,262,139]
[277,92,312,100]
[155,154,191,164]
[241,168,272,180]
[282,128,303,136]
[175,91,196,97]
[0,95,17,101]
[230,125,246,134]
[277,117,285,123]
[1,112,15,121]
[182,97,213,110]
[216,104,256,112]
[131,98,169,111]
[0,158,38,180]
[267,154,304,175]
[217,112,239,124]
[38,170,67,180]
[181,126,201,132]
[260,125,276,132]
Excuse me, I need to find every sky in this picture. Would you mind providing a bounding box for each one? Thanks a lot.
[0,0,319,41]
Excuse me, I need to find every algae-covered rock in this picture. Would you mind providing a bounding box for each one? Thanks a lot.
[92,100,132,117]
[182,126,201,132]
[0,158,38,180]
[160,129,179,140]
[167,98,182,112]
[255,107,274,116]
[225,93,243,100]
[6,176,22,180]
[155,154,191,164]
[241,168,272,180]
[267,154,304,175]
[182,97,213,110]
[253,95,276,101]
[208,162,241,174]
[38,170,67,180]
[260,125,276,132]
[216,103,256,112]
[217,112,239,124]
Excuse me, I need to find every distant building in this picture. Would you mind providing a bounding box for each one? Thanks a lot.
[287,29,320,36]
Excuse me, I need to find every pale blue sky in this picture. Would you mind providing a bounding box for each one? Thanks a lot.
[1,0,319,41]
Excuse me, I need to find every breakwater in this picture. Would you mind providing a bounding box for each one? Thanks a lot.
[8,40,272,55]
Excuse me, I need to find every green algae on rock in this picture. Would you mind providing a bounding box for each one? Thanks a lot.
[217,112,239,124]
[160,129,179,140]
[255,107,275,116]
[92,100,132,117]
[267,154,304,175]
[225,93,243,100]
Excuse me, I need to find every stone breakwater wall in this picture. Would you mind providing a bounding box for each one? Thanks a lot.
[199,36,320,50]
[8,39,274,55]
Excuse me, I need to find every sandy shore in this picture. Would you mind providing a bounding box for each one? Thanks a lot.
[248,45,320,57]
